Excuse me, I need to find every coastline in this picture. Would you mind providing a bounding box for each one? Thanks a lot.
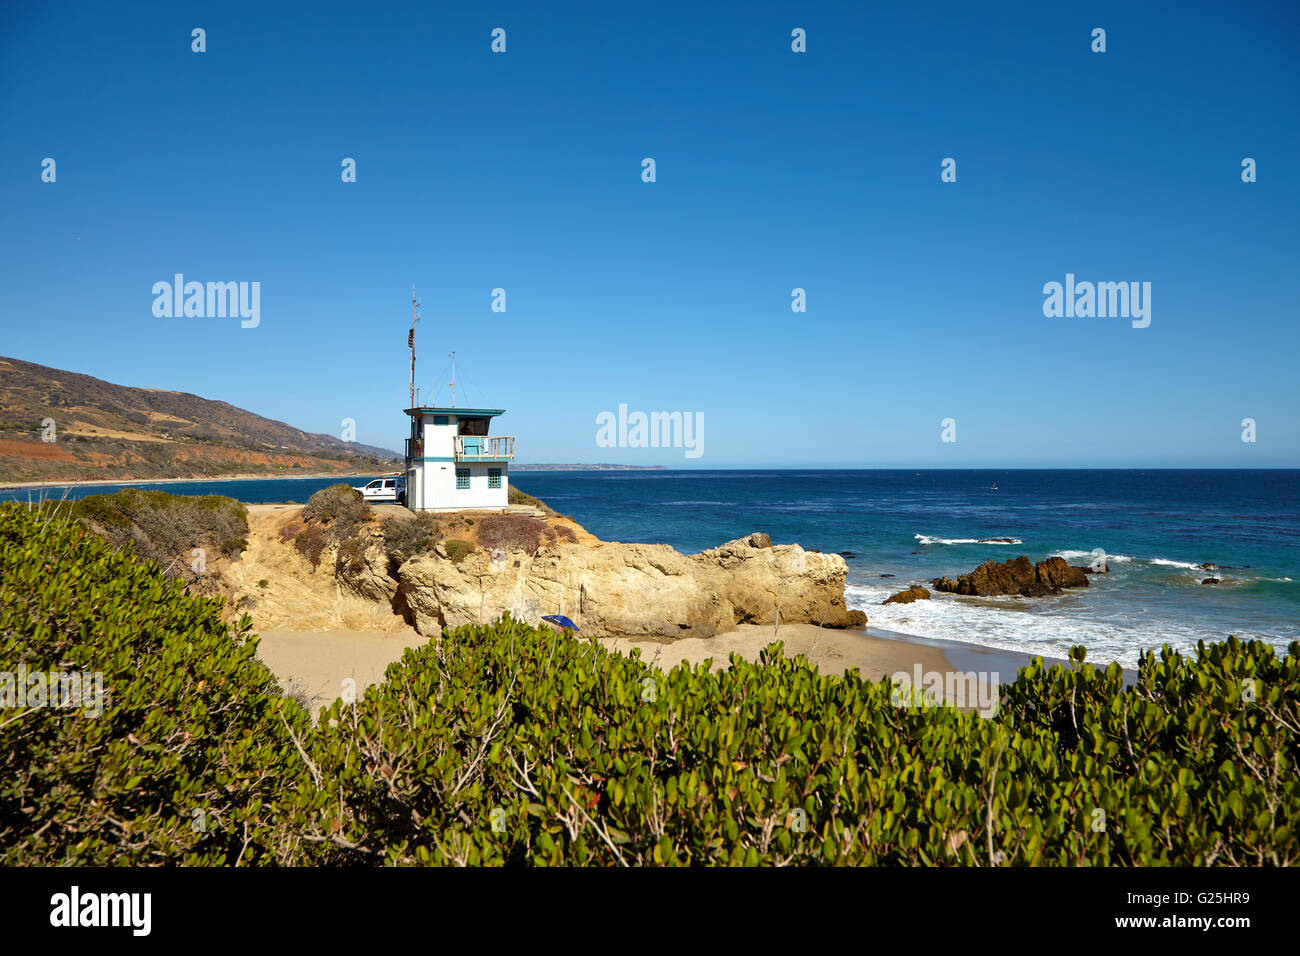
[0,471,387,491]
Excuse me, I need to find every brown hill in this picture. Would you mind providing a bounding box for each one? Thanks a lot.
[0,355,400,484]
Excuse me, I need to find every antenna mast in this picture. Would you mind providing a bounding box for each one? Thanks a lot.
[449,351,456,408]
[408,287,421,408]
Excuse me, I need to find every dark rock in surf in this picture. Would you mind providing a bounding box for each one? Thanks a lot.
[883,585,931,605]
[930,555,1091,598]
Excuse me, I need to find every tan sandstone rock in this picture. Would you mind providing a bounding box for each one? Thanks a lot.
[397,532,854,640]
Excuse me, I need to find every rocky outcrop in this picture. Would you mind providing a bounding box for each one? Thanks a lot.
[395,532,857,641]
[1202,577,1220,585]
[883,585,931,605]
[931,555,1091,598]
[837,610,868,628]
[1035,556,1090,591]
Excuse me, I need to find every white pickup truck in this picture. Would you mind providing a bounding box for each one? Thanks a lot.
[354,475,405,504]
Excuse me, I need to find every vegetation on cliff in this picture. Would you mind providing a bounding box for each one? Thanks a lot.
[43,489,248,590]
[3,501,1296,865]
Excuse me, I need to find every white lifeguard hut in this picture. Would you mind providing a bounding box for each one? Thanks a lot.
[403,405,514,511]
[402,290,515,512]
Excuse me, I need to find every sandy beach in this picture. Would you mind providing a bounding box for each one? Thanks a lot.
[600,623,959,680]
[254,621,1044,716]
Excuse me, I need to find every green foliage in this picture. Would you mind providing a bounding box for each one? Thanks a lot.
[380,513,442,562]
[443,538,476,564]
[295,484,371,566]
[41,489,249,585]
[294,525,327,568]
[0,503,308,865]
[4,500,1297,867]
[294,616,1299,867]
[302,483,371,529]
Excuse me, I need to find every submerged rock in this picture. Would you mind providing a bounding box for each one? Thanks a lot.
[1202,577,1220,585]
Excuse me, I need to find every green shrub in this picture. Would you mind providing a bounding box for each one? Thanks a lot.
[294,525,327,568]
[443,538,476,564]
[294,484,372,566]
[4,498,1296,867]
[293,617,1299,867]
[381,513,442,562]
[0,503,307,865]
[302,483,370,530]
[51,489,248,582]
[337,536,369,573]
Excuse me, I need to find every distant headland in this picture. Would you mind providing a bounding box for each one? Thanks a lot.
[512,463,667,471]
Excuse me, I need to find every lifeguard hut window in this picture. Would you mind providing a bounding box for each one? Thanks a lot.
[457,417,490,437]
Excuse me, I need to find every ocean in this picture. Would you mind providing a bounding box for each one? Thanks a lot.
[6,469,1296,667]
[508,469,1300,668]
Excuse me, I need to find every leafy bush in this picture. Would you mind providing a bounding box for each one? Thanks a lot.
[294,483,371,566]
[0,503,307,865]
[381,513,442,562]
[46,489,248,584]
[294,617,1299,866]
[294,525,327,568]
[302,483,371,531]
[4,499,1296,867]
[443,538,476,564]
[337,536,369,573]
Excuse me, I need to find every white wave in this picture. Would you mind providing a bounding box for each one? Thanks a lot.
[914,534,1022,546]
[1147,558,1203,571]
[1050,550,1134,564]
[844,580,1292,670]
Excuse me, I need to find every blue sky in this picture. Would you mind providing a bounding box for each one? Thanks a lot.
[2,0,1297,467]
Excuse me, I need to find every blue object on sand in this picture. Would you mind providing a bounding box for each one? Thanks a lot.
[542,614,579,631]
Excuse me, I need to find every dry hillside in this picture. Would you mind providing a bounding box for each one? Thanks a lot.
[0,355,399,483]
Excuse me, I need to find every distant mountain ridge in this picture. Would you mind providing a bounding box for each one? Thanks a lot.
[0,355,400,484]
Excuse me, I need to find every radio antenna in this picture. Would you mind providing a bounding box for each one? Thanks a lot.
[408,286,422,408]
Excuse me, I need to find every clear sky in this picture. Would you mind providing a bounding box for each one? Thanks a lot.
[2,0,1297,467]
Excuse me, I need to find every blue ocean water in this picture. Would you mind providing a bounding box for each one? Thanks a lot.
[512,469,1299,667]
[6,469,1297,666]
